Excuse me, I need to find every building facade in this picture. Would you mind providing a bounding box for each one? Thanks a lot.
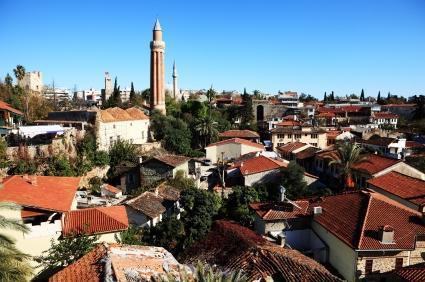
[18,71,43,93]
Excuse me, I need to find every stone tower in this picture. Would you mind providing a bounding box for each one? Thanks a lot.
[104,72,113,102]
[172,61,179,99]
[150,19,166,115]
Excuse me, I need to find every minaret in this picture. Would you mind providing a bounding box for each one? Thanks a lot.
[150,19,166,115]
[172,61,179,99]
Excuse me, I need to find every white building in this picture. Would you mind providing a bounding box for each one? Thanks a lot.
[83,88,102,102]
[43,87,71,102]
[18,71,43,93]
[96,107,149,151]
[370,112,398,129]
[120,86,131,102]
[278,91,300,108]
[206,138,265,164]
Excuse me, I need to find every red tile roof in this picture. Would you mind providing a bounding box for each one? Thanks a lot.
[277,142,307,154]
[102,184,121,194]
[100,107,149,122]
[233,155,287,176]
[316,112,336,118]
[250,201,310,221]
[0,175,80,212]
[295,147,321,160]
[390,263,425,281]
[219,129,259,139]
[206,138,264,150]
[352,154,401,175]
[62,206,129,236]
[0,100,23,115]
[182,220,341,281]
[312,191,425,250]
[360,136,396,147]
[406,141,424,149]
[49,243,107,282]
[276,120,302,127]
[372,112,399,119]
[367,171,425,207]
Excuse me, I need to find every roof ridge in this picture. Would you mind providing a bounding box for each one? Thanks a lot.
[96,206,128,226]
[357,192,372,249]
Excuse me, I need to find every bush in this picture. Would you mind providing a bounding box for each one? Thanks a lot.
[93,150,110,167]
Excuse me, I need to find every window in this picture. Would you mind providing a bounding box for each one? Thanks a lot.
[311,134,318,139]
[113,124,116,129]
[395,258,403,270]
[365,260,373,274]
[295,134,301,139]
[288,134,292,138]
[109,136,113,144]
[277,134,285,139]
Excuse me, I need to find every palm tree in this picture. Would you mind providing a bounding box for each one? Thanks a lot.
[195,115,218,148]
[13,65,26,81]
[0,202,33,281]
[328,142,365,189]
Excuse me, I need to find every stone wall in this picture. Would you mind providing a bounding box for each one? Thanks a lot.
[6,128,81,162]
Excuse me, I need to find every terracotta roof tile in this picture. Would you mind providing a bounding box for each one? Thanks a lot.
[62,206,129,236]
[367,171,425,207]
[390,263,425,281]
[276,120,302,127]
[250,201,310,221]
[156,182,180,201]
[219,129,259,139]
[0,100,24,115]
[233,155,287,176]
[182,220,341,281]
[406,141,424,149]
[206,138,264,149]
[352,154,401,175]
[312,191,425,250]
[125,107,149,120]
[295,147,321,160]
[360,137,396,147]
[49,244,189,282]
[49,243,107,282]
[102,184,121,194]
[277,142,307,154]
[0,175,80,212]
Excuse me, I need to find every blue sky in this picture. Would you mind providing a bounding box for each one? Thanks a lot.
[0,0,424,98]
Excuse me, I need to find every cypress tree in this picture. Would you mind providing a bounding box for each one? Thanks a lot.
[387,92,391,101]
[330,91,335,101]
[129,82,136,103]
[360,89,365,101]
[323,92,327,102]
[377,91,381,104]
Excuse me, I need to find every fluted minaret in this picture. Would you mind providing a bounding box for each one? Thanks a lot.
[172,61,179,99]
[150,19,166,115]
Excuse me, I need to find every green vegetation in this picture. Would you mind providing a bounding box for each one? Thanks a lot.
[115,225,144,245]
[36,233,98,277]
[0,202,33,282]
[221,186,259,226]
[280,161,309,199]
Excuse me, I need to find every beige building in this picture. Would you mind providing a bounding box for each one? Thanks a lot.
[96,107,149,151]
[250,191,425,282]
[206,138,264,164]
[18,71,43,93]
[271,126,328,150]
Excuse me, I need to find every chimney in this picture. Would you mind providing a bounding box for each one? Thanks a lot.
[279,185,286,202]
[313,206,323,215]
[23,174,29,181]
[30,176,37,186]
[277,234,286,247]
[380,225,394,244]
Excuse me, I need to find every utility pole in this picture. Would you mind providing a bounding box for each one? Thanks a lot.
[220,151,225,199]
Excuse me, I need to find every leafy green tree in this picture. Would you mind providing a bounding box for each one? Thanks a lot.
[280,161,308,199]
[93,150,110,167]
[141,88,150,102]
[36,234,98,276]
[163,118,192,155]
[109,139,139,167]
[144,216,185,255]
[45,154,74,176]
[88,176,102,195]
[180,187,222,247]
[253,89,262,99]
[13,65,26,81]
[0,137,8,168]
[12,159,38,174]
[0,202,33,282]
[328,142,365,189]
[168,170,196,190]
[410,95,425,120]
[223,186,259,226]
[115,225,144,245]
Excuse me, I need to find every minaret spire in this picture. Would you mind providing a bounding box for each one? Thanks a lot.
[172,60,179,100]
[150,19,166,114]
